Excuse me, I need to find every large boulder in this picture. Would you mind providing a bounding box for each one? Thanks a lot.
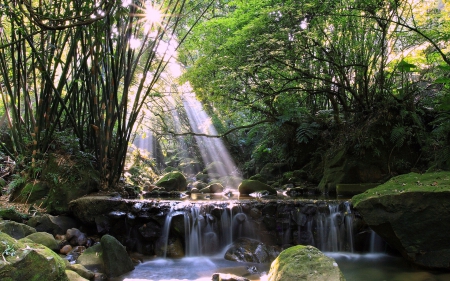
[27,214,78,235]
[68,196,125,225]
[267,245,345,281]
[0,232,69,280]
[0,220,36,239]
[352,171,450,270]
[42,153,100,214]
[155,171,187,191]
[238,180,277,196]
[101,234,135,277]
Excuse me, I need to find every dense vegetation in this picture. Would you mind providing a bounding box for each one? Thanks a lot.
[0,0,449,195]
[179,0,450,181]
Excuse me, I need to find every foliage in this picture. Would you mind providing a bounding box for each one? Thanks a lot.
[0,0,208,190]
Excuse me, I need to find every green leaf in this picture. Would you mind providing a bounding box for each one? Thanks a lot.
[397,60,417,72]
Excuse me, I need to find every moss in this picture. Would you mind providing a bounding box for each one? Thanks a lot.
[0,232,68,281]
[238,180,277,195]
[155,171,187,191]
[268,245,345,281]
[352,171,450,207]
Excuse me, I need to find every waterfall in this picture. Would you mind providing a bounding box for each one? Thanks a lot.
[315,203,355,252]
[369,230,386,253]
[160,201,358,258]
[161,204,176,258]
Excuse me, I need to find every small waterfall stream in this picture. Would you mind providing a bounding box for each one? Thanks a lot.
[160,201,357,258]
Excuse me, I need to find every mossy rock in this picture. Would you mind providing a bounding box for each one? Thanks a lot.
[0,208,28,222]
[352,172,450,207]
[66,264,95,280]
[155,171,187,192]
[10,181,49,204]
[101,234,135,277]
[267,245,345,281]
[0,220,36,239]
[42,153,100,214]
[76,243,103,272]
[24,232,59,251]
[0,232,69,281]
[249,174,267,183]
[351,171,450,269]
[238,180,277,195]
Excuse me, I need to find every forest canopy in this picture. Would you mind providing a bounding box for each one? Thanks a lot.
[0,0,449,191]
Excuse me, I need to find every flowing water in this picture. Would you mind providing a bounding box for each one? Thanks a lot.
[111,201,450,281]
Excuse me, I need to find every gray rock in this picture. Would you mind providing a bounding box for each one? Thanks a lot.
[27,214,78,235]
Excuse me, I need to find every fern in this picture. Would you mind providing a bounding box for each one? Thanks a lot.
[296,122,320,144]
[390,125,407,148]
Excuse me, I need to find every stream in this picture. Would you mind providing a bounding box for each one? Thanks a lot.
[112,252,450,281]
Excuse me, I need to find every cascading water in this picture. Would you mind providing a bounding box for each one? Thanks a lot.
[160,201,355,258]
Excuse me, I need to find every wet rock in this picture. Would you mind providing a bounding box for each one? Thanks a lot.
[60,244,73,255]
[156,236,185,258]
[66,228,88,246]
[267,245,345,281]
[132,202,144,213]
[0,220,36,239]
[224,237,279,263]
[65,246,87,263]
[139,221,162,239]
[27,214,78,235]
[95,215,111,234]
[69,196,125,224]
[212,273,250,281]
[25,232,59,251]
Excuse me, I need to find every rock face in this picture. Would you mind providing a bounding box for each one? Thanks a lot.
[238,180,277,195]
[0,232,69,281]
[352,172,450,270]
[267,245,345,281]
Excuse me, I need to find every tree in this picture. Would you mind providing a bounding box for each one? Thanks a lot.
[0,0,212,189]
